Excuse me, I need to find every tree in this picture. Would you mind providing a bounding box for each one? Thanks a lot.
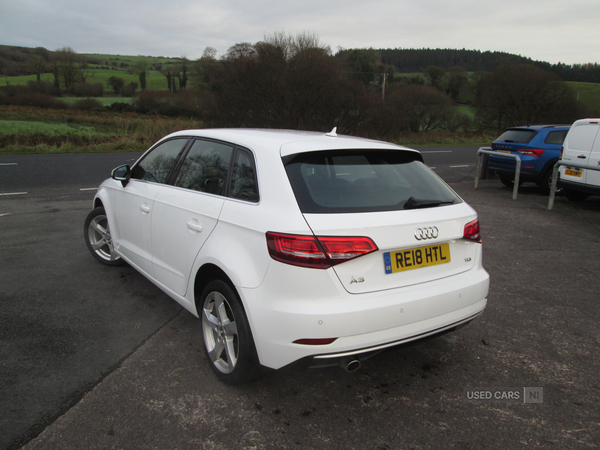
[176,57,189,90]
[208,32,353,130]
[475,65,583,132]
[387,85,454,133]
[339,48,379,85]
[444,66,469,101]
[29,55,47,82]
[132,59,150,90]
[107,76,125,95]
[53,47,86,89]
[162,65,178,92]
[424,65,446,90]
[191,47,222,90]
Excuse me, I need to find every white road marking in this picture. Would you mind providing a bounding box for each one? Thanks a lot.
[0,213,12,217]
[451,165,470,168]
[0,192,27,196]
[0,163,18,166]
[80,188,98,191]
[420,151,453,153]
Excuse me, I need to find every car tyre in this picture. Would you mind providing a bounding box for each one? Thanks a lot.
[200,279,262,384]
[84,207,125,266]
[539,169,560,195]
[500,176,515,188]
[564,189,589,202]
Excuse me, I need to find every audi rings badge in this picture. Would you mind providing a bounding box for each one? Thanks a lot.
[414,227,439,241]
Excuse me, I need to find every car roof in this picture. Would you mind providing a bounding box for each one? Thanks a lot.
[507,125,570,131]
[162,128,419,157]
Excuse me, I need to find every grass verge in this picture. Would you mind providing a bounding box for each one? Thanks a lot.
[0,105,493,155]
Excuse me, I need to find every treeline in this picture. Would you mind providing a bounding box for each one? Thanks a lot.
[376,48,600,83]
[3,44,600,84]
[0,35,593,138]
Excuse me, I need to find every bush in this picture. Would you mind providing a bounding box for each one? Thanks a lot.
[107,102,135,113]
[74,98,104,111]
[120,82,138,98]
[69,82,104,97]
[0,93,69,109]
[132,89,204,117]
[26,80,61,96]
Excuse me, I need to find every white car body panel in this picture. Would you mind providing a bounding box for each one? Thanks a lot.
[150,186,225,296]
[242,255,488,369]
[106,179,163,277]
[559,119,600,186]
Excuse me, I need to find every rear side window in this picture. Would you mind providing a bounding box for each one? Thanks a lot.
[230,148,259,202]
[284,150,461,213]
[544,130,568,145]
[495,129,537,144]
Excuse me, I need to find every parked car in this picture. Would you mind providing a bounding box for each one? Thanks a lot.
[488,125,570,192]
[84,128,489,384]
[558,118,600,201]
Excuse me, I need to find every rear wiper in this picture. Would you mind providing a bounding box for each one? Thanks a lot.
[404,196,455,210]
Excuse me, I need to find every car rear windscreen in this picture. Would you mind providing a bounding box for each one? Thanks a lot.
[283,150,461,213]
[495,129,537,144]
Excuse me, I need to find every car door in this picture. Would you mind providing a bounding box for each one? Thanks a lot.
[560,122,599,185]
[111,138,189,276]
[586,129,600,187]
[150,139,234,296]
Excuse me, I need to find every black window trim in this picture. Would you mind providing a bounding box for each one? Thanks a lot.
[148,136,259,202]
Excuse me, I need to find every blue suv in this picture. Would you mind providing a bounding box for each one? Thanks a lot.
[488,125,570,192]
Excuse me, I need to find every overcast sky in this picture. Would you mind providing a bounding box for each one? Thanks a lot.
[1,0,599,65]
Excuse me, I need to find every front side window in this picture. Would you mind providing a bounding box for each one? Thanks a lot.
[174,139,234,195]
[132,138,188,184]
[284,150,461,213]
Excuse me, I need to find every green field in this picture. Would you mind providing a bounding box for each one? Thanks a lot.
[1,70,168,91]
[0,119,111,137]
[567,81,600,113]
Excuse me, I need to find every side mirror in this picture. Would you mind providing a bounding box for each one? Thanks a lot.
[112,164,131,187]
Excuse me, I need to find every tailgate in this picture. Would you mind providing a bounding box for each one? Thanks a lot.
[303,203,480,294]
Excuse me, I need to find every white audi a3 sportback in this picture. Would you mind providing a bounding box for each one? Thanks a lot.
[84,128,489,384]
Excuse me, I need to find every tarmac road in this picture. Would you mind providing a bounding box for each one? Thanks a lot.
[1,148,599,449]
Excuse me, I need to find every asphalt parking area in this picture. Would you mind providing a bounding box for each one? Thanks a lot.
[18,178,600,450]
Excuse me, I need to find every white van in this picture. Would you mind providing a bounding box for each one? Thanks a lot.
[558,119,600,201]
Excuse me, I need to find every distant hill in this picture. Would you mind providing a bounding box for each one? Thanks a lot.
[2,44,599,83]
[373,48,600,83]
[0,45,183,77]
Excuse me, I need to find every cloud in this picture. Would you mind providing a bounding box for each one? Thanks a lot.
[1,0,599,64]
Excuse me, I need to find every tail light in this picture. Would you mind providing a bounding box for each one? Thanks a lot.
[516,148,544,157]
[559,146,564,159]
[463,219,482,244]
[266,232,378,269]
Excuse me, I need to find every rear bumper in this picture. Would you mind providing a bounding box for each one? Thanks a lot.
[241,264,489,369]
[558,179,600,196]
[488,158,547,183]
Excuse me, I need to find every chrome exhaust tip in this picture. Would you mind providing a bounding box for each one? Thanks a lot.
[340,357,361,372]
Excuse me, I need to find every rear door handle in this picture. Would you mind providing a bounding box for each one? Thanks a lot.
[187,221,203,232]
[140,204,151,213]
[577,155,587,159]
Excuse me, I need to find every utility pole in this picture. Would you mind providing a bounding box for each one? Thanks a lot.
[382,72,387,101]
